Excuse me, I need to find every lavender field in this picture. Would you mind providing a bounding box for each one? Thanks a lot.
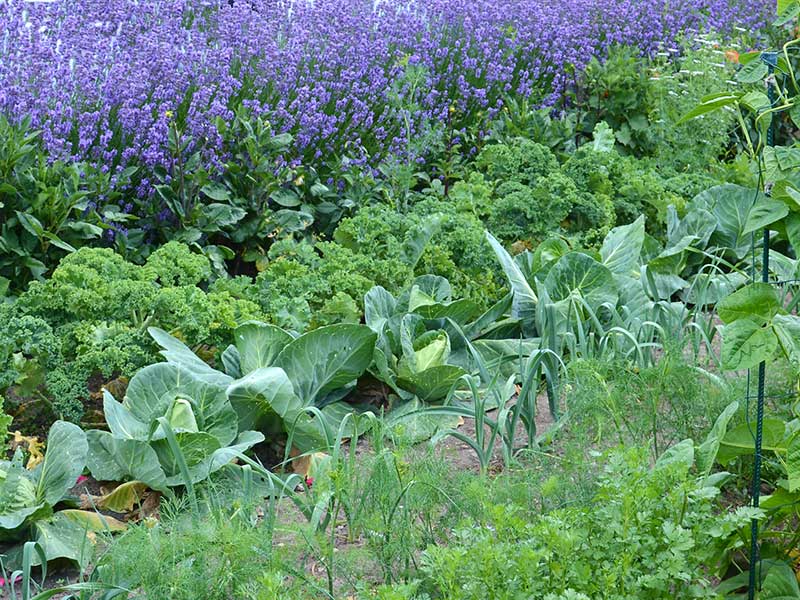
[2,0,769,176]
[3,0,800,598]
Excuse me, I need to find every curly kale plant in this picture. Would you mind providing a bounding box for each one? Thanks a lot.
[12,245,265,423]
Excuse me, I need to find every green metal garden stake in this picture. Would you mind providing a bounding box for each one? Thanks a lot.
[747,51,778,600]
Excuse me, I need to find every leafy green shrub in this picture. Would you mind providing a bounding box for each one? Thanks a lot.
[485,175,575,245]
[0,307,60,395]
[420,446,753,600]
[333,201,503,309]
[144,240,213,286]
[0,117,138,290]
[475,137,559,185]
[9,245,266,423]
[255,239,413,330]
[574,45,654,154]
[562,147,685,239]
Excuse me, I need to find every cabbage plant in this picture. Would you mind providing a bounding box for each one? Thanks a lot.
[0,421,123,567]
[148,323,377,451]
[85,362,264,492]
[365,275,524,402]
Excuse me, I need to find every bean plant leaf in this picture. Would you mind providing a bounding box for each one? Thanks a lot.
[720,318,779,371]
[696,401,739,475]
[600,215,645,275]
[773,313,800,365]
[788,436,800,492]
[677,92,740,123]
[736,59,768,84]
[717,283,782,324]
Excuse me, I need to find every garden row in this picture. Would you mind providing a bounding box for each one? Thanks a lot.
[4,0,800,597]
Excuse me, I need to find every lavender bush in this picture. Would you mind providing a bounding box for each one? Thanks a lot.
[0,0,769,191]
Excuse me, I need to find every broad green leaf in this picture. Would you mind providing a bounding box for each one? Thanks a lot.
[201,203,246,228]
[691,184,763,258]
[773,313,800,365]
[401,215,443,268]
[226,367,299,430]
[684,272,748,306]
[717,283,782,324]
[677,92,739,124]
[486,231,537,328]
[785,212,800,251]
[35,421,88,506]
[125,363,237,446]
[155,432,220,482]
[412,298,479,324]
[397,365,466,402]
[85,431,168,492]
[102,392,148,440]
[740,90,770,114]
[0,463,43,530]
[720,318,779,371]
[462,293,513,340]
[600,215,645,275]
[788,436,800,492]
[696,401,739,475]
[413,333,450,372]
[591,121,615,152]
[204,431,265,475]
[290,403,371,452]
[736,59,768,84]
[760,560,800,598]
[386,399,464,444]
[717,419,788,465]
[655,439,694,472]
[33,513,94,568]
[200,183,230,202]
[274,324,377,405]
[649,235,696,275]
[544,252,617,309]
[742,198,789,234]
[233,321,293,374]
[148,327,233,387]
[364,286,397,334]
[776,0,800,24]
[166,399,199,433]
[408,286,438,311]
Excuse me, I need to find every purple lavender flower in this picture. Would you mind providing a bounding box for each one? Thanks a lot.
[0,0,769,202]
